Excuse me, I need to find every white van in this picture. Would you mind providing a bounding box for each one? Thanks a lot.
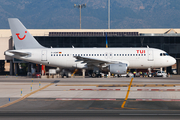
[155,71,167,77]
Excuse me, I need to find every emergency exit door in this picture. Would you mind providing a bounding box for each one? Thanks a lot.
[41,50,47,61]
[148,50,154,61]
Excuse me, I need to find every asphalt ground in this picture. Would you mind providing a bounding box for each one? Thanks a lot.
[1,98,180,110]
[0,76,180,119]
[1,78,180,86]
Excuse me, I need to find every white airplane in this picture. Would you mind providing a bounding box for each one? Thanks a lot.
[5,18,176,77]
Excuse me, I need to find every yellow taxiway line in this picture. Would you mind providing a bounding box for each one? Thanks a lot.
[121,78,134,108]
[0,83,54,108]
[71,69,78,77]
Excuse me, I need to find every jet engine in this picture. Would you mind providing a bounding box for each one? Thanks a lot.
[109,63,127,74]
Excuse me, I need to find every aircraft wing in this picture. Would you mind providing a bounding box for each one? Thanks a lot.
[74,56,124,67]
[5,50,30,56]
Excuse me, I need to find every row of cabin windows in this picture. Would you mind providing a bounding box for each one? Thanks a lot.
[51,54,146,57]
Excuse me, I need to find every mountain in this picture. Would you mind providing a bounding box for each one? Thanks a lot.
[0,0,180,29]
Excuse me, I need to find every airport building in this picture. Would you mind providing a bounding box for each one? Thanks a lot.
[0,29,179,75]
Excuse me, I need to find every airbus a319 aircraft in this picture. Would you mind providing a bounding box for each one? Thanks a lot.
[5,18,176,77]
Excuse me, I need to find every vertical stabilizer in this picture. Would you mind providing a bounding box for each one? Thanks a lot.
[8,18,44,50]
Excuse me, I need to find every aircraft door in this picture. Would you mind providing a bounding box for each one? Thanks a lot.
[148,50,154,61]
[41,50,47,61]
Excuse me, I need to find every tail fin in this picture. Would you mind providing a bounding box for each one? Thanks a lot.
[8,18,44,50]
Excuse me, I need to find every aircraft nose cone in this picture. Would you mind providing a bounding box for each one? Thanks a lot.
[172,57,176,64]
[170,57,176,65]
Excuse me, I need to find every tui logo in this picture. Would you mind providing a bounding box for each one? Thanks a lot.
[136,50,145,54]
[16,31,27,40]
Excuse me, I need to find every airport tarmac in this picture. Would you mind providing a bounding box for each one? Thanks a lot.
[0,76,180,119]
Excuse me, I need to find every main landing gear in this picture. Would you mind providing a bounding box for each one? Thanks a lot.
[89,70,102,78]
[60,69,69,78]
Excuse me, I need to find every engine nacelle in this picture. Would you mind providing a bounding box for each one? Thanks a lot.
[109,63,127,74]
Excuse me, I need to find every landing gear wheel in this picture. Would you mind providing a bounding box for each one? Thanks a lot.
[92,73,96,78]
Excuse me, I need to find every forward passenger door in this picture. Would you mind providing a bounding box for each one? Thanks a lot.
[148,50,154,61]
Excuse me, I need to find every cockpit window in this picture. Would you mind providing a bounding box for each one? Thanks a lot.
[165,53,169,56]
[160,53,169,56]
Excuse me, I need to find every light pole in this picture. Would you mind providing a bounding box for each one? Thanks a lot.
[74,4,86,29]
[108,0,110,29]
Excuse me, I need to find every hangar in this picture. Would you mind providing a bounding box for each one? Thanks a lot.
[0,28,179,75]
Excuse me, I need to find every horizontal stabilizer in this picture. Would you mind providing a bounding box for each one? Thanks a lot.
[5,50,30,56]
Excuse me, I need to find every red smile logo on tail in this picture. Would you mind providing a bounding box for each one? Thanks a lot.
[16,31,27,40]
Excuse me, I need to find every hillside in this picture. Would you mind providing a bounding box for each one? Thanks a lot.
[0,0,180,29]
